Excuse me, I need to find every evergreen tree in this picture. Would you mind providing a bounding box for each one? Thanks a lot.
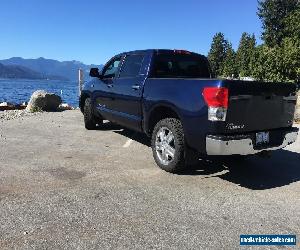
[257,0,298,47]
[281,37,300,82]
[283,7,300,40]
[222,41,237,78]
[252,2,300,83]
[281,7,300,82]
[250,45,286,82]
[207,0,300,82]
[250,45,266,81]
[250,39,300,83]
[236,32,256,77]
[207,33,227,77]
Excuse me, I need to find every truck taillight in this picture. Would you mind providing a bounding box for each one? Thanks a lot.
[203,87,228,121]
[203,87,228,108]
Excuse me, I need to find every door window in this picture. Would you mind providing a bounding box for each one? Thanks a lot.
[102,57,121,78]
[119,55,144,78]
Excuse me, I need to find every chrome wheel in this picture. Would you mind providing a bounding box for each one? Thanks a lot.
[155,127,175,165]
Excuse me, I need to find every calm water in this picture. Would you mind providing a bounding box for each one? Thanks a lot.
[0,79,80,107]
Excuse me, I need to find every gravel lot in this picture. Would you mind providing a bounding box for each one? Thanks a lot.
[0,110,299,249]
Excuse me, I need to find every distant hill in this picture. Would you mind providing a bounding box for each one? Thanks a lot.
[0,63,67,80]
[0,57,103,81]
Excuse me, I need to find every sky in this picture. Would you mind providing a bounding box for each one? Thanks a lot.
[0,0,262,65]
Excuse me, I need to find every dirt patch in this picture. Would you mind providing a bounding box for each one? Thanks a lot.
[46,167,86,181]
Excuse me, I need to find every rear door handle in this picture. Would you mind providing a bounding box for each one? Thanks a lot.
[132,84,140,90]
[107,84,114,88]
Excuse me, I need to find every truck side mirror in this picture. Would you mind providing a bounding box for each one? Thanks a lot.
[89,68,101,78]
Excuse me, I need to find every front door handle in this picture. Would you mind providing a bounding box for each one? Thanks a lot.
[107,84,114,88]
[132,84,140,90]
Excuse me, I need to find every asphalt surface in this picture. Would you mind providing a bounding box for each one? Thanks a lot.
[0,110,299,249]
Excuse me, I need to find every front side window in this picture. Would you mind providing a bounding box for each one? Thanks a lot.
[102,57,121,78]
[119,55,144,78]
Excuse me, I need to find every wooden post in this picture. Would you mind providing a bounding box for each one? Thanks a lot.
[78,68,84,96]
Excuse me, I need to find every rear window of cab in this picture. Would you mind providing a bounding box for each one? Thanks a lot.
[150,53,211,78]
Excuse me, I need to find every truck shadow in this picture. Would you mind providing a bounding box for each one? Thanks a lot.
[100,122,151,146]
[185,150,300,190]
[101,123,300,190]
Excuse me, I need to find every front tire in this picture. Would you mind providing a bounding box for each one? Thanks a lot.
[151,118,185,173]
[84,98,101,130]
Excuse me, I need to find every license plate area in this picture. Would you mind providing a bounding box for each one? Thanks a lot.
[256,131,269,145]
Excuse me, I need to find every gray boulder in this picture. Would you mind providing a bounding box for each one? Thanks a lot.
[26,90,62,112]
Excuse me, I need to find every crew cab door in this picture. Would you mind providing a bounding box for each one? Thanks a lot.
[93,56,122,121]
[110,54,146,131]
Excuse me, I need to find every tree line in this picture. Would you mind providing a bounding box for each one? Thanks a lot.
[207,0,300,83]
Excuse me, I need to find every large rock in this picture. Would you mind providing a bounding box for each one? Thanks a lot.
[26,90,62,112]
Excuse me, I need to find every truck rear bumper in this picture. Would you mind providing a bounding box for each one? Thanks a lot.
[206,127,298,155]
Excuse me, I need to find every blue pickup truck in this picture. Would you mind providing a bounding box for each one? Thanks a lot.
[79,49,298,173]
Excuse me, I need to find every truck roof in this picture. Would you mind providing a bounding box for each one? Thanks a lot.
[121,49,205,57]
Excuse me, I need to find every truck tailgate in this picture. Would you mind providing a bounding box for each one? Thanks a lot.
[223,80,297,133]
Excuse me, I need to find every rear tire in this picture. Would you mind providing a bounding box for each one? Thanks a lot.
[151,118,186,173]
[84,98,102,130]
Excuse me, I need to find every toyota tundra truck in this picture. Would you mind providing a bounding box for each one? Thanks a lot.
[79,49,298,173]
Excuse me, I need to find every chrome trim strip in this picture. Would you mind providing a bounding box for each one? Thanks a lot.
[206,131,298,155]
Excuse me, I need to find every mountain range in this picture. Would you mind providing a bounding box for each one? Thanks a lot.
[0,57,103,81]
[0,62,68,80]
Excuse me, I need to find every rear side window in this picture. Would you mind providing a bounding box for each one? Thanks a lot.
[150,53,211,78]
[119,55,144,78]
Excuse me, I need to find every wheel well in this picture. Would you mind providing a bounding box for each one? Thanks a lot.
[79,93,90,113]
[147,106,180,135]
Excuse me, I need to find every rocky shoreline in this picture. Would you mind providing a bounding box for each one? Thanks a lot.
[0,90,75,121]
[0,103,75,121]
[0,106,78,121]
[0,102,27,111]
